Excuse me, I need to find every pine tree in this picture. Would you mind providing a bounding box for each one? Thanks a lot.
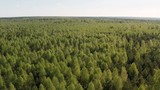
[39,84,46,90]
[8,83,16,90]
[112,75,123,90]
[106,69,112,83]
[113,53,119,64]
[121,67,128,82]
[52,76,59,89]
[67,83,75,90]
[134,51,141,62]
[72,75,79,85]
[0,75,4,89]
[87,82,95,90]
[76,83,83,90]
[16,76,25,90]
[80,67,89,85]
[32,85,38,90]
[129,63,139,79]
[138,84,145,90]
[72,56,81,77]
[58,82,66,90]
[39,66,46,77]
[105,56,112,67]
[44,77,56,90]
[93,80,103,90]
[153,69,160,90]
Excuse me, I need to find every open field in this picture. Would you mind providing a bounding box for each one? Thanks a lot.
[0,17,160,90]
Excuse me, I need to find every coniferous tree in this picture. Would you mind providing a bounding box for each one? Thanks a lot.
[8,83,16,90]
[129,63,139,80]
[112,75,123,90]
[44,77,56,90]
[76,83,83,90]
[153,69,160,90]
[93,79,103,90]
[52,76,59,89]
[39,84,46,90]
[87,82,95,90]
[0,75,5,89]
[121,67,128,82]
[67,83,75,90]
[80,67,89,89]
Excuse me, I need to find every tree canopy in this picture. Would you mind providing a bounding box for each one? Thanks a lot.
[0,17,160,90]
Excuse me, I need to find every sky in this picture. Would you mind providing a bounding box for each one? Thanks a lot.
[0,0,160,17]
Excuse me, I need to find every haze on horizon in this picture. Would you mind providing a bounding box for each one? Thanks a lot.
[0,0,160,18]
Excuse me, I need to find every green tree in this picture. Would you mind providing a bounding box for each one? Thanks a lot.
[0,75,5,89]
[129,63,139,79]
[153,69,160,90]
[39,84,46,90]
[16,76,25,90]
[80,67,89,85]
[44,77,56,90]
[105,56,112,67]
[39,65,46,77]
[119,50,128,65]
[134,51,141,63]
[72,56,81,77]
[87,82,95,90]
[93,80,103,90]
[58,83,66,90]
[112,75,123,90]
[138,84,145,90]
[67,83,75,90]
[76,83,83,90]
[113,53,119,64]
[32,85,38,90]
[8,83,16,90]
[121,67,128,82]
[106,69,112,83]
[52,76,59,89]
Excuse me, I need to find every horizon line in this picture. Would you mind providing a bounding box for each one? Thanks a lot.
[0,16,160,20]
[0,15,160,18]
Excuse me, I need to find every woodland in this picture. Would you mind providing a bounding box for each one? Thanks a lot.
[0,17,160,90]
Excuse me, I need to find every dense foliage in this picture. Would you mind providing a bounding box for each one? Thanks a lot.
[0,17,160,90]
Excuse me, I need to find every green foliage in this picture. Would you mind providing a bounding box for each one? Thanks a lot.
[80,67,89,89]
[39,84,46,90]
[0,17,160,90]
[87,82,95,90]
[76,83,83,90]
[93,79,103,90]
[43,77,56,90]
[138,84,146,90]
[67,83,75,90]
[112,76,123,90]
[154,69,160,90]
[8,83,16,90]
[121,67,128,82]
[0,75,5,89]
[106,69,112,83]
[129,63,139,79]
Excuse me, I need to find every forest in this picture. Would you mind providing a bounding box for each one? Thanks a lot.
[0,17,160,90]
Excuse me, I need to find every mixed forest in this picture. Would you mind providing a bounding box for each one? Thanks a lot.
[0,17,160,90]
